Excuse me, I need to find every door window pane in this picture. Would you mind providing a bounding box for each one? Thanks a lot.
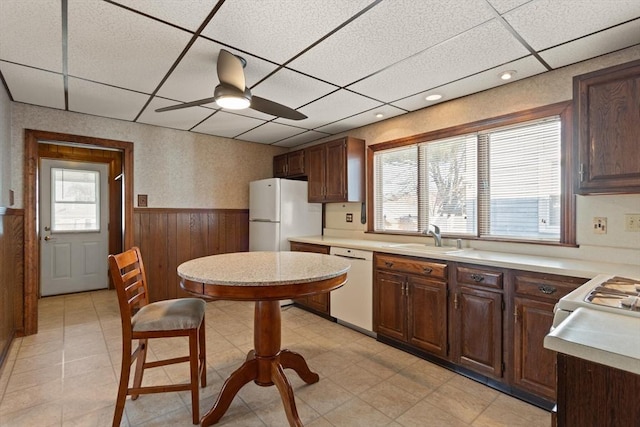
[52,168,100,231]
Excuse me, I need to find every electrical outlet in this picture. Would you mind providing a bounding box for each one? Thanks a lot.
[625,214,640,232]
[593,217,607,234]
[346,213,353,223]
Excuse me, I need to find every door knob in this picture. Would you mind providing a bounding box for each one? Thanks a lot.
[44,235,54,241]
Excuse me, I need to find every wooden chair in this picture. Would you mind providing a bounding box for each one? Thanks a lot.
[108,247,206,426]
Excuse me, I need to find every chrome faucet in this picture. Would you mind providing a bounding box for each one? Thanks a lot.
[423,224,442,247]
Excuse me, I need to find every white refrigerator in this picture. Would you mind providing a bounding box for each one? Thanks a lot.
[249,178,322,252]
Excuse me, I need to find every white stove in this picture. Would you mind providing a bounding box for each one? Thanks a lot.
[552,274,640,327]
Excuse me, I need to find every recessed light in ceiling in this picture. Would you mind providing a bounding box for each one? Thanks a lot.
[499,70,517,81]
[375,113,384,119]
[425,94,442,101]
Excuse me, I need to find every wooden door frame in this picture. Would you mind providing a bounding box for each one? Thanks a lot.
[24,130,134,335]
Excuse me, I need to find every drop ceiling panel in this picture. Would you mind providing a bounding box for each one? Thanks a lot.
[67,0,192,93]
[192,111,266,138]
[392,56,547,111]
[0,62,64,109]
[288,0,495,87]
[315,104,406,134]
[157,37,279,104]
[349,19,530,103]
[251,68,336,111]
[68,78,150,121]
[238,122,306,145]
[0,0,62,72]
[275,89,381,129]
[503,0,640,51]
[485,0,530,14]
[201,0,374,63]
[109,0,214,32]
[137,97,215,131]
[272,131,331,148]
[540,21,640,69]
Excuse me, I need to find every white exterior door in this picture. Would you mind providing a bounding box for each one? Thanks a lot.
[40,159,109,296]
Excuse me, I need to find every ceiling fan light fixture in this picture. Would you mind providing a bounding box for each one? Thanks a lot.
[214,84,252,110]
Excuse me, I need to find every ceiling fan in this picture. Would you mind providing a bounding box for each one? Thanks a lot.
[155,49,307,120]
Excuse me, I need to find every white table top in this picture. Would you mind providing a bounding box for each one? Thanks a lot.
[544,307,640,375]
[177,251,350,286]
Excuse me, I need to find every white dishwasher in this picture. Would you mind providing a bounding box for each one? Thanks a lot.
[329,247,374,335]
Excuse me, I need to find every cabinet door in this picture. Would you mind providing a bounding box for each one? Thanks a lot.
[290,242,330,315]
[324,139,347,202]
[454,286,503,378]
[306,145,325,202]
[273,154,288,178]
[374,270,406,341]
[408,276,447,357]
[513,297,557,400]
[287,150,305,176]
[575,60,640,193]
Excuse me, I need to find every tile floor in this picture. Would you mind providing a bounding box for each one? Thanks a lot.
[0,290,551,426]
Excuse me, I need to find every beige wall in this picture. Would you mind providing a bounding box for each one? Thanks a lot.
[0,82,11,208]
[319,45,640,263]
[9,104,287,209]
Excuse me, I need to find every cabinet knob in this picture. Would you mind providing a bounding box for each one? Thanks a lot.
[385,261,394,268]
[538,285,557,294]
[423,267,433,274]
[470,273,484,282]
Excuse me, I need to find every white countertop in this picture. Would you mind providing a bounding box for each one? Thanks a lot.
[289,235,640,279]
[544,307,640,375]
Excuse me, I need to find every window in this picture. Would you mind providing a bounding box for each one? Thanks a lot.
[51,168,100,232]
[371,104,572,244]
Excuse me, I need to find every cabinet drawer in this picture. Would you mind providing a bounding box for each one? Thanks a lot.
[514,274,586,301]
[290,242,330,254]
[375,254,447,280]
[456,265,503,289]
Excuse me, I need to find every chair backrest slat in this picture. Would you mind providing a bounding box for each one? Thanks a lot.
[108,246,151,331]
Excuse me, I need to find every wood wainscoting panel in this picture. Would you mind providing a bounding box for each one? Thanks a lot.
[0,208,25,368]
[133,208,249,302]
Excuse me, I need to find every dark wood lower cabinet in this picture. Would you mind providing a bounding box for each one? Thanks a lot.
[513,297,556,400]
[556,354,640,427]
[453,286,503,379]
[373,254,448,358]
[290,242,332,317]
[512,271,587,401]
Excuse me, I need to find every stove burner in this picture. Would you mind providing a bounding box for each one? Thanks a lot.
[585,276,640,311]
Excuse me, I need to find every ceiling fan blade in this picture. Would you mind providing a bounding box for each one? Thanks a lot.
[155,97,217,112]
[251,96,307,120]
[217,49,245,92]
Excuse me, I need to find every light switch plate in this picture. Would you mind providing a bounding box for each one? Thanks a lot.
[138,194,148,207]
[624,214,640,232]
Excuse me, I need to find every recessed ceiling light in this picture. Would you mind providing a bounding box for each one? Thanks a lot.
[425,94,442,101]
[375,113,384,119]
[500,70,517,80]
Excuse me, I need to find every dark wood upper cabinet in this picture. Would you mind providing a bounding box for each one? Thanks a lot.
[273,150,305,178]
[306,137,365,203]
[574,59,640,194]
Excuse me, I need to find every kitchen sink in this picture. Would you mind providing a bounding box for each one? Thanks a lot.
[382,243,465,254]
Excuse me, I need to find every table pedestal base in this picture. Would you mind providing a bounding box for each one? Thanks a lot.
[201,301,319,427]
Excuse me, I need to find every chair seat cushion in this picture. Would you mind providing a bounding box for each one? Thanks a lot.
[132,298,205,332]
